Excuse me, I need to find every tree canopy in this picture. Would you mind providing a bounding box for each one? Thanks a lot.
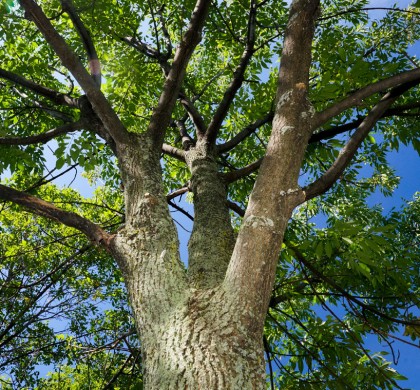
[0,0,419,388]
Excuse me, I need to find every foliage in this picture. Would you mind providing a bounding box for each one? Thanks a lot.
[0,0,419,388]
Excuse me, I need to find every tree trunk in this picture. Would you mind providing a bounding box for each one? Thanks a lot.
[139,288,265,389]
[107,2,320,387]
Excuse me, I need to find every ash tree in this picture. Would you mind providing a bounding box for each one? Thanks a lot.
[0,0,420,388]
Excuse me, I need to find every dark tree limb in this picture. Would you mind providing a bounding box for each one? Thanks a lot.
[227,200,245,217]
[204,0,257,145]
[303,81,420,202]
[167,187,189,201]
[223,157,263,183]
[174,120,195,150]
[0,68,78,107]
[216,112,274,153]
[310,100,420,143]
[314,68,420,129]
[0,184,112,247]
[0,119,86,145]
[60,0,101,87]
[19,0,129,146]
[178,94,207,137]
[147,0,211,148]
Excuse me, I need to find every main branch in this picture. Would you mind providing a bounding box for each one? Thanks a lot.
[303,80,420,201]
[147,0,211,148]
[19,0,129,146]
[0,184,111,246]
[314,68,420,128]
[225,0,320,335]
[60,0,101,87]
[0,68,78,107]
[0,120,86,145]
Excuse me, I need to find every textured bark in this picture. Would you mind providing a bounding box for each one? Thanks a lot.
[185,141,235,288]
[139,288,265,389]
[110,135,263,388]
[226,0,320,332]
[109,1,320,386]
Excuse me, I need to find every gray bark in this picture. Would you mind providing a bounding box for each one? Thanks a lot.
[107,1,320,388]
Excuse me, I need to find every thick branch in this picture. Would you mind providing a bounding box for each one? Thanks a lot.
[19,0,129,145]
[0,68,78,107]
[162,143,186,162]
[0,119,86,145]
[314,68,420,128]
[225,0,320,334]
[147,0,211,148]
[0,184,111,246]
[217,112,274,153]
[303,81,420,202]
[60,0,101,87]
[204,1,257,145]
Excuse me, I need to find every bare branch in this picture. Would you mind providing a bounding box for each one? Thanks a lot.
[0,119,86,145]
[60,0,101,87]
[0,68,78,107]
[227,200,245,217]
[178,94,207,137]
[167,187,189,201]
[19,0,129,145]
[319,7,420,22]
[147,0,211,148]
[217,112,273,153]
[0,184,111,247]
[314,68,420,129]
[162,143,186,162]
[168,200,194,221]
[310,100,420,143]
[303,81,420,202]
[174,120,195,150]
[223,157,263,183]
[204,0,257,144]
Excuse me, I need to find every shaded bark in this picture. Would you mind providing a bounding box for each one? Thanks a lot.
[185,141,235,288]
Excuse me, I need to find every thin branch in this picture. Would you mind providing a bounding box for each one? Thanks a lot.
[227,200,245,217]
[147,0,211,148]
[319,7,420,22]
[223,157,263,183]
[263,336,275,390]
[60,0,101,87]
[287,243,420,328]
[174,119,195,150]
[19,0,129,145]
[168,200,194,221]
[0,68,78,107]
[204,0,257,144]
[309,100,420,143]
[0,119,86,145]
[0,184,111,246]
[216,112,273,153]
[167,187,189,201]
[313,68,420,129]
[303,80,420,202]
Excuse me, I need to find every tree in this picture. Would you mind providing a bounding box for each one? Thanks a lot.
[0,0,419,388]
